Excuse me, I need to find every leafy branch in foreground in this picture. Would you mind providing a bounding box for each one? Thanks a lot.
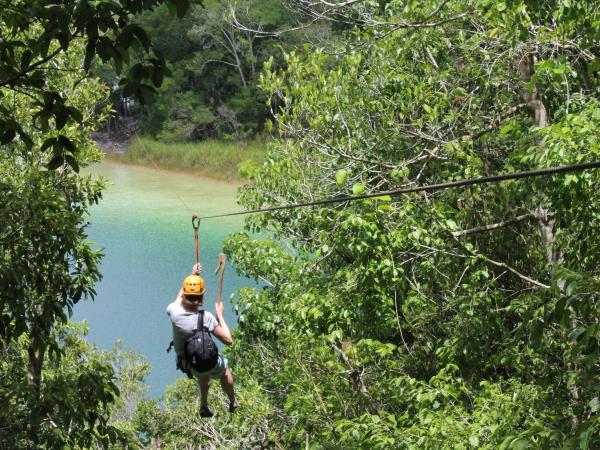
[1,33,130,448]
[0,0,191,169]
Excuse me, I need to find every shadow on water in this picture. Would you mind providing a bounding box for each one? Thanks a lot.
[73,160,249,398]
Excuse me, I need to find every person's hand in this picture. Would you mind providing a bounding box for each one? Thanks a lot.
[192,263,202,275]
[215,301,224,318]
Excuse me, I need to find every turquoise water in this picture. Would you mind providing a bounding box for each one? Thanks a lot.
[73,161,246,398]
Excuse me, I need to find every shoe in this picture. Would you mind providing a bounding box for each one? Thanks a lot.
[200,405,214,417]
[228,400,239,413]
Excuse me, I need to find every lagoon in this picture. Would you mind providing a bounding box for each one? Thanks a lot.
[73,161,246,398]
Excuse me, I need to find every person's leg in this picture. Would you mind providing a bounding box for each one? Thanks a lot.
[198,375,213,416]
[199,375,210,406]
[220,368,236,411]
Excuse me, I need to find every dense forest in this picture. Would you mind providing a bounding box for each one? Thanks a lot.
[100,0,321,141]
[1,0,600,449]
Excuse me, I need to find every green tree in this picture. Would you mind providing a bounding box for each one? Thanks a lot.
[221,1,600,448]
[125,0,315,140]
[0,0,190,166]
[132,377,274,449]
[0,321,142,449]
[0,1,193,442]
[0,37,113,447]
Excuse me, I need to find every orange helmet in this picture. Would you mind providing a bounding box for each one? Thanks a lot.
[182,275,205,296]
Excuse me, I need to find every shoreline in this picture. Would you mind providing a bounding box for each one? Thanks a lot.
[96,135,265,183]
[96,157,245,188]
[98,151,246,187]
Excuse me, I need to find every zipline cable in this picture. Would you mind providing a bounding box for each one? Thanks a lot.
[197,161,600,220]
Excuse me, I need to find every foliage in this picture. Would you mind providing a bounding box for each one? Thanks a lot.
[0,32,137,448]
[104,0,321,141]
[0,0,190,168]
[0,37,108,351]
[219,0,600,448]
[0,322,139,449]
[3,1,599,448]
[107,340,151,425]
[132,376,273,449]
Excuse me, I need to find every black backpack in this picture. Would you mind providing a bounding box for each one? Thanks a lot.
[184,310,219,373]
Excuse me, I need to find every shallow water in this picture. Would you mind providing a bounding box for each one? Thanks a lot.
[73,161,247,398]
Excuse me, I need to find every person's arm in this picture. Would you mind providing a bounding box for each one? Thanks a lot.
[173,287,183,303]
[212,302,233,345]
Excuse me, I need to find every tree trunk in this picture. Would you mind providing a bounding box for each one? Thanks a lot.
[222,28,247,87]
[519,51,579,425]
[27,339,45,447]
[519,54,549,128]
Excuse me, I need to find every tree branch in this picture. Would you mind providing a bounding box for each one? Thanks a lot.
[476,252,550,289]
[451,212,535,237]
[0,43,70,88]
[467,103,528,142]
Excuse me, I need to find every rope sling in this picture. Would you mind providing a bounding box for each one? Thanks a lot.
[192,213,225,306]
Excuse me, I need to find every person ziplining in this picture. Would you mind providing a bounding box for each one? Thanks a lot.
[166,214,237,417]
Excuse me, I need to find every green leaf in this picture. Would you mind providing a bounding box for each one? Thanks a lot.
[166,0,178,16]
[112,51,123,75]
[67,107,83,123]
[130,25,151,52]
[20,50,32,72]
[41,137,58,152]
[0,129,16,145]
[17,129,33,148]
[469,436,480,447]
[64,154,80,173]
[139,84,157,105]
[373,195,391,202]
[566,280,577,296]
[336,169,349,187]
[151,67,164,88]
[390,167,408,180]
[174,0,189,18]
[116,27,133,49]
[352,183,365,195]
[530,319,544,348]
[28,70,45,88]
[55,109,69,130]
[47,155,65,170]
[500,122,515,135]
[121,80,138,98]
[57,135,77,154]
[509,438,529,450]
[445,219,458,231]
[128,63,147,81]
[83,39,96,72]
[488,27,500,38]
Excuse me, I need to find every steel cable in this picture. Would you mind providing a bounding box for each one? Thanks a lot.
[197,161,600,220]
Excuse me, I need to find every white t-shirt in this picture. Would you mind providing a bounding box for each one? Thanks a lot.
[166,300,219,356]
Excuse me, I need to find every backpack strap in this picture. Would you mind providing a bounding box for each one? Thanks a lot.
[196,309,205,332]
